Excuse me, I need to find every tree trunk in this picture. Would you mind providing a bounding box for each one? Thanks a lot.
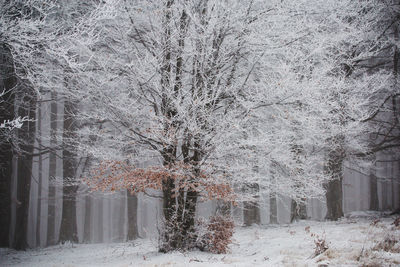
[12,83,36,250]
[36,102,43,247]
[59,101,78,243]
[46,92,57,246]
[180,188,197,247]
[117,191,126,241]
[392,22,400,211]
[97,197,103,243]
[83,194,91,243]
[127,192,138,241]
[369,163,379,211]
[325,178,344,220]
[0,43,16,248]
[243,183,260,226]
[269,191,278,224]
[290,199,307,223]
[324,134,345,222]
[160,141,200,252]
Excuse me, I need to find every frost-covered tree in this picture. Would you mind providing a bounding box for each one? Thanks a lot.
[49,0,388,249]
[264,0,394,220]
[0,0,102,248]
[0,0,57,249]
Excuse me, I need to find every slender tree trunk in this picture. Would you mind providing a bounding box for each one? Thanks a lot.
[392,22,399,211]
[46,92,57,246]
[370,160,379,211]
[36,103,42,247]
[127,192,138,241]
[83,194,91,243]
[97,198,103,243]
[269,191,278,224]
[117,191,126,241]
[0,43,16,248]
[13,83,36,250]
[59,101,78,243]
[80,158,91,243]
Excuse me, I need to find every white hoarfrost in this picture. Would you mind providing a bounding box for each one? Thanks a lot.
[49,0,389,203]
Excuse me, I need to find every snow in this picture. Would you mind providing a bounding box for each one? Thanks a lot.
[1,215,399,266]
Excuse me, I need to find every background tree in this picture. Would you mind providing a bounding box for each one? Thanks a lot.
[0,43,17,247]
[0,0,58,249]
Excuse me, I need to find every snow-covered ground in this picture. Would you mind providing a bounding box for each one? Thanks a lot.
[1,213,399,266]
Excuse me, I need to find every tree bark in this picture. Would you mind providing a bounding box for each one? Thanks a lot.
[46,92,57,246]
[36,102,43,247]
[324,147,345,220]
[369,163,379,211]
[323,130,346,222]
[59,101,78,243]
[83,194,91,243]
[12,83,36,250]
[127,192,138,241]
[325,178,344,220]
[0,43,16,248]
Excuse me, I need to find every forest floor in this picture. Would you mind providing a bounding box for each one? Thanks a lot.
[1,212,400,267]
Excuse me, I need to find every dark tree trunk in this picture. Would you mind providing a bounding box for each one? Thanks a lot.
[80,158,91,243]
[0,43,16,248]
[180,188,197,246]
[369,164,379,211]
[160,175,177,251]
[392,23,400,211]
[59,101,78,243]
[324,146,345,220]
[127,192,138,241]
[83,194,91,243]
[36,103,43,247]
[13,83,36,250]
[382,174,388,210]
[160,141,200,252]
[324,133,346,221]
[46,92,57,246]
[325,178,344,220]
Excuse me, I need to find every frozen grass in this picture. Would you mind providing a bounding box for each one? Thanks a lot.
[1,213,399,266]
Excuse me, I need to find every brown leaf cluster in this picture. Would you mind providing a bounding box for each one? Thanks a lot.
[204,216,235,254]
[86,160,236,201]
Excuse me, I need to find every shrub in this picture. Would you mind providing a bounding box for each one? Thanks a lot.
[373,233,400,253]
[313,232,329,257]
[196,215,235,254]
[305,227,329,258]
